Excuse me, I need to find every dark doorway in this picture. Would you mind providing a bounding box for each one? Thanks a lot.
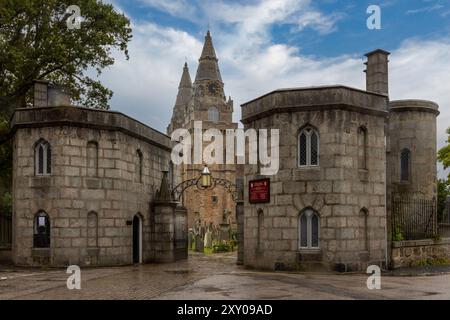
[133,215,141,263]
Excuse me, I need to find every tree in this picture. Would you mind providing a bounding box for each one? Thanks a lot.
[437,128,450,222]
[0,0,132,116]
[437,179,450,222]
[438,127,450,179]
[0,0,132,214]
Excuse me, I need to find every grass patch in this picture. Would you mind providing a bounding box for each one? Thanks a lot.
[411,258,450,267]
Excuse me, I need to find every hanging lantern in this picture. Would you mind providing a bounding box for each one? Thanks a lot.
[201,165,212,188]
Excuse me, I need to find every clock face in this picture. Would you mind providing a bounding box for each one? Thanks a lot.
[208,83,217,94]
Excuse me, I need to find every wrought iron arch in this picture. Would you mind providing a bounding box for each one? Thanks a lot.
[171,176,240,202]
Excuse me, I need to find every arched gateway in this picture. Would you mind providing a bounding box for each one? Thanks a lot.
[152,167,244,265]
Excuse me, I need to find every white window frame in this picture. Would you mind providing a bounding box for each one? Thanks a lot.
[298,209,320,249]
[298,127,319,167]
[34,140,51,176]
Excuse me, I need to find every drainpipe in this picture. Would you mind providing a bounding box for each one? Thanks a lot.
[384,135,389,270]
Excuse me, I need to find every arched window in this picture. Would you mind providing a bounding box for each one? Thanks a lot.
[257,210,263,250]
[87,141,98,177]
[34,139,51,176]
[33,211,50,248]
[358,127,368,170]
[298,208,320,249]
[87,211,98,247]
[298,126,319,167]
[208,107,219,123]
[136,149,143,183]
[400,148,411,182]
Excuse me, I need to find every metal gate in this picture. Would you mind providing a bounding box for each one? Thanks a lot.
[392,197,437,240]
[174,207,188,260]
[0,213,12,249]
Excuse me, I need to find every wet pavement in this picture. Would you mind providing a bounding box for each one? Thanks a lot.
[0,252,449,300]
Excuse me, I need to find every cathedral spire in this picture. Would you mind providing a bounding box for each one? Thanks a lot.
[195,30,223,83]
[179,62,192,89]
[168,63,194,134]
[175,62,193,106]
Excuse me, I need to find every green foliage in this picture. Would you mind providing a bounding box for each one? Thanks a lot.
[0,191,12,215]
[393,227,405,242]
[437,179,450,221]
[0,0,132,112]
[212,240,235,253]
[412,258,450,267]
[438,127,450,179]
[0,114,12,207]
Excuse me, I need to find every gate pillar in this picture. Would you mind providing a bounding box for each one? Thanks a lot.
[236,177,245,265]
[152,171,186,263]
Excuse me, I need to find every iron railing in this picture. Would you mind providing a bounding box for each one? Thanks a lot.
[439,198,450,237]
[440,198,450,224]
[392,197,437,240]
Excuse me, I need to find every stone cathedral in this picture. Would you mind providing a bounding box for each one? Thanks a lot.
[167,31,239,229]
[6,28,445,271]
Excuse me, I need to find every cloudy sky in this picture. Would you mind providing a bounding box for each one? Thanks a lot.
[98,0,450,177]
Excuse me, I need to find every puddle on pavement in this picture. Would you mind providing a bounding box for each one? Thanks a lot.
[164,270,190,275]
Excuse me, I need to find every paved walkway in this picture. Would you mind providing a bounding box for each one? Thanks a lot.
[0,252,449,300]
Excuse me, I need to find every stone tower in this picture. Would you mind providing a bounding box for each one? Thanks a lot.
[168,31,239,228]
[387,99,440,199]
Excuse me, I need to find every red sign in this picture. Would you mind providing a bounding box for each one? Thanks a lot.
[249,179,270,204]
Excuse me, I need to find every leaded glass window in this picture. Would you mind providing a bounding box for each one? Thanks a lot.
[34,139,51,176]
[299,209,320,249]
[400,149,411,182]
[298,127,319,167]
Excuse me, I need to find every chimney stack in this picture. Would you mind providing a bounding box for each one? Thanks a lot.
[364,49,390,96]
[33,80,71,107]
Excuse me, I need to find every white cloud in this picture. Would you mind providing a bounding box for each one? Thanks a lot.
[138,0,197,17]
[406,4,444,15]
[99,22,203,131]
[98,2,449,178]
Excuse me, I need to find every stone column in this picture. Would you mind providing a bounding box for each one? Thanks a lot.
[153,200,178,263]
[152,171,180,263]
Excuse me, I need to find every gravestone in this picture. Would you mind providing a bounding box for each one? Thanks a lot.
[188,229,194,250]
[204,229,213,248]
[219,223,230,241]
[195,234,204,252]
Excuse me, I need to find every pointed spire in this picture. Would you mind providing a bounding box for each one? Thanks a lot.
[175,62,193,106]
[168,63,193,134]
[179,62,192,89]
[199,30,217,60]
[195,30,223,83]
[156,171,174,201]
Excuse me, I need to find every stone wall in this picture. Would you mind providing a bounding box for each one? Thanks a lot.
[241,86,388,272]
[391,238,450,268]
[11,107,171,266]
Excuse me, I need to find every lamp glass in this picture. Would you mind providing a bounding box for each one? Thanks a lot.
[201,166,211,188]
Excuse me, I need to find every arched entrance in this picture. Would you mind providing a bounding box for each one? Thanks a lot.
[132,214,142,263]
[170,167,244,264]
